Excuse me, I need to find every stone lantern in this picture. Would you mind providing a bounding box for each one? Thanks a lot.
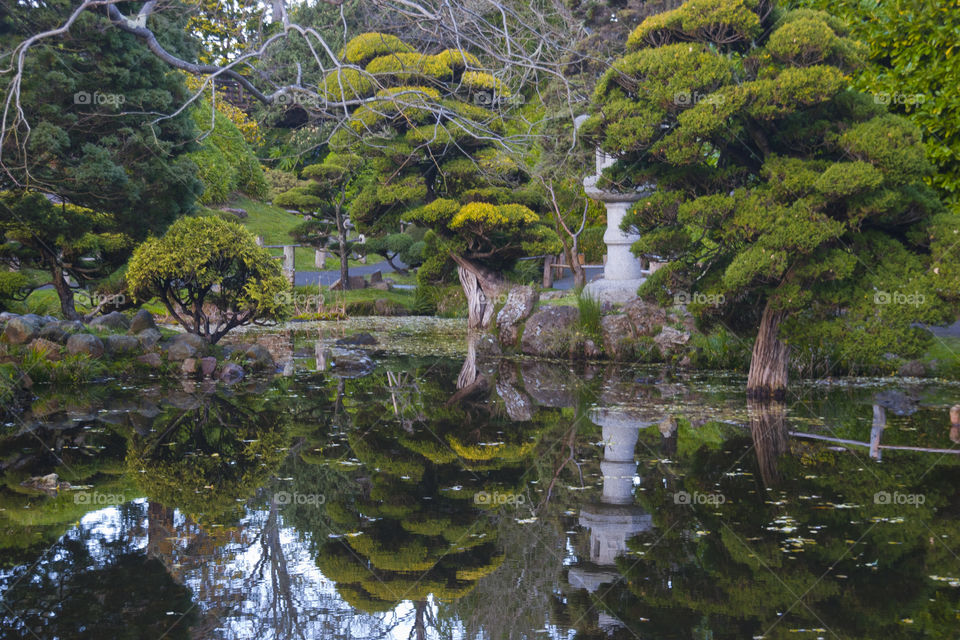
[581,149,656,304]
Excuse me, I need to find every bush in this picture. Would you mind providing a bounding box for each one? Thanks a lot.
[579,226,606,264]
[189,104,268,205]
[264,168,304,200]
[127,216,290,343]
[575,288,602,341]
[0,271,28,311]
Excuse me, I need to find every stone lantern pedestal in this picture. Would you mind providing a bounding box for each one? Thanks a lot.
[581,150,655,305]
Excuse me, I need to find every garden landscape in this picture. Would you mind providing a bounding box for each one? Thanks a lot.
[1,0,960,638]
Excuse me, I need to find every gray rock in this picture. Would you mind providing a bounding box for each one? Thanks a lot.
[348,275,367,290]
[623,299,668,336]
[66,333,105,358]
[137,328,163,350]
[584,339,601,359]
[166,392,201,410]
[495,379,534,421]
[166,340,197,361]
[652,326,690,354]
[244,344,276,371]
[136,353,163,369]
[3,316,39,344]
[28,338,61,361]
[600,314,635,360]
[221,207,248,219]
[104,334,140,355]
[497,285,538,348]
[21,313,46,326]
[520,306,578,357]
[218,362,245,385]
[370,282,391,291]
[369,270,383,284]
[181,357,198,375]
[89,311,130,331]
[0,311,18,324]
[200,356,217,377]
[38,321,67,344]
[171,332,207,350]
[128,309,157,334]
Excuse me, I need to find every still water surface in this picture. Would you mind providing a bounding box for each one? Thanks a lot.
[2,322,959,639]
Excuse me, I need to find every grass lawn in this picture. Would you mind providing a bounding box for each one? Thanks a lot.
[206,195,390,274]
[10,289,168,318]
[923,335,960,377]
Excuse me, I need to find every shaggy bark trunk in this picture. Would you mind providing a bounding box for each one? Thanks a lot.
[747,301,789,399]
[384,253,409,276]
[564,242,585,289]
[747,400,788,486]
[49,260,80,320]
[451,254,503,330]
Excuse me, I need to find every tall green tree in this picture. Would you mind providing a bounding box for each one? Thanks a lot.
[324,33,560,328]
[0,0,202,317]
[583,0,958,396]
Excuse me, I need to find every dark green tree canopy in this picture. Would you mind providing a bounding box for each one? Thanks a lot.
[583,0,959,388]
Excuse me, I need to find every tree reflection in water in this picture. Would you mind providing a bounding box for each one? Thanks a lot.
[0,350,958,639]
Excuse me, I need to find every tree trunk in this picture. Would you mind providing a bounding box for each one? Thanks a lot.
[747,301,789,399]
[384,253,409,276]
[50,261,80,320]
[566,242,585,289]
[747,400,788,486]
[451,254,503,330]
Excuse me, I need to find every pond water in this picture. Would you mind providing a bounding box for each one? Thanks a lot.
[2,322,959,639]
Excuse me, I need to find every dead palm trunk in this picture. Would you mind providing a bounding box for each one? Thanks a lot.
[747,301,789,399]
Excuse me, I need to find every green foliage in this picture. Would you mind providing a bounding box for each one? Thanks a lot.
[0,2,201,237]
[0,271,28,310]
[793,0,960,207]
[189,104,268,204]
[586,0,956,373]
[126,216,289,343]
[574,288,602,341]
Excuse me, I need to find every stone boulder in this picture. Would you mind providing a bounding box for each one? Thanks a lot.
[496,285,538,348]
[166,340,198,361]
[330,348,374,378]
[137,328,163,350]
[520,305,578,357]
[600,314,635,360]
[369,270,383,284]
[66,333,105,358]
[104,334,140,356]
[3,316,39,344]
[348,275,367,290]
[221,207,248,219]
[128,309,157,334]
[623,299,667,336]
[200,356,218,378]
[137,353,163,369]
[898,360,926,378]
[653,326,690,355]
[218,362,245,384]
[89,311,130,331]
[244,344,276,371]
[495,379,534,421]
[28,338,61,361]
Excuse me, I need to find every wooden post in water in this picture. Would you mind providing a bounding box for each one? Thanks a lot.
[950,405,960,444]
[542,256,554,288]
[870,404,886,461]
